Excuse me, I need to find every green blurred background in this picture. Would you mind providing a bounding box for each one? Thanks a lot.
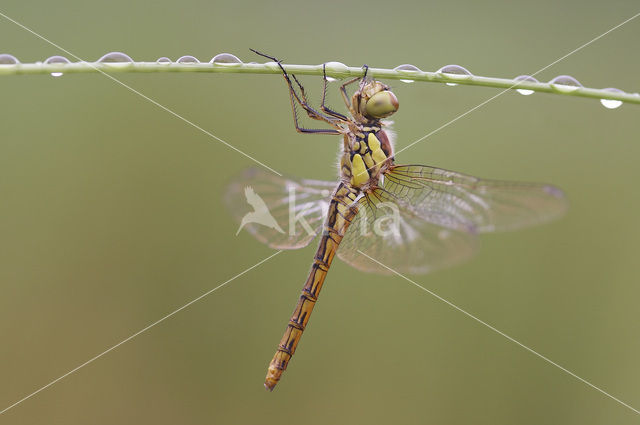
[1,0,639,423]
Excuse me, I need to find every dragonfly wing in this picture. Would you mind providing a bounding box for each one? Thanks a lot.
[337,164,567,275]
[224,167,335,249]
[338,187,479,275]
[386,165,568,233]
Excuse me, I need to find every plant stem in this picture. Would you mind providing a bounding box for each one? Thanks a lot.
[0,61,638,105]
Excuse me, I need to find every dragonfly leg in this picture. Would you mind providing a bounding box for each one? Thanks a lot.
[289,73,333,122]
[339,65,368,110]
[319,63,348,121]
[250,49,342,135]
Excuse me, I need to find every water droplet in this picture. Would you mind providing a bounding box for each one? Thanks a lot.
[436,64,472,86]
[323,61,349,79]
[44,55,71,64]
[513,75,538,95]
[44,55,71,77]
[0,54,19,64]
[97,52,134,63]
[156,57,172,64]
[601,100,623,110]
[393,64,421,83]
[599,88,624,109]
[549,75,582,93]
[210,53,243,65]
[263,61,280,71]
[177,55,200,64]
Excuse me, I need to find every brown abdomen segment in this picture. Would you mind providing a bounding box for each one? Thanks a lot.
[264,182,359,391]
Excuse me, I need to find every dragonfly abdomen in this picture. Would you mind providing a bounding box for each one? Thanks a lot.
[264,183,359,391]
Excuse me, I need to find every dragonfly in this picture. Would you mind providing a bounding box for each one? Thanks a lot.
[225,51,567,391]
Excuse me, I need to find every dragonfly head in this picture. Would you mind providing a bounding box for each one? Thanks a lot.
[356,81,399,120]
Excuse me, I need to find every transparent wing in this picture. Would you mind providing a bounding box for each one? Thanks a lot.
[224,167,335,249]
[338,188,479,275]
[386,165,568,233]
[337,164,567,275]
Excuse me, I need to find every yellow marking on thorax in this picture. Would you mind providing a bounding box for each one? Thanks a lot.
[362,152,375,169]
[345,131,389,188]
[368,133,388,164]
[350,154,369,187]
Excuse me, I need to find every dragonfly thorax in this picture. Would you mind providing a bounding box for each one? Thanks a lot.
[341,80,399,190]
[341,126,394,190]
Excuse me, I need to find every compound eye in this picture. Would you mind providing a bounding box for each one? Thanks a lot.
[364,91,399,119]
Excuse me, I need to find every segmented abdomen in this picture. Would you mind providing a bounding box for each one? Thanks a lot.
[264,182,360,391]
